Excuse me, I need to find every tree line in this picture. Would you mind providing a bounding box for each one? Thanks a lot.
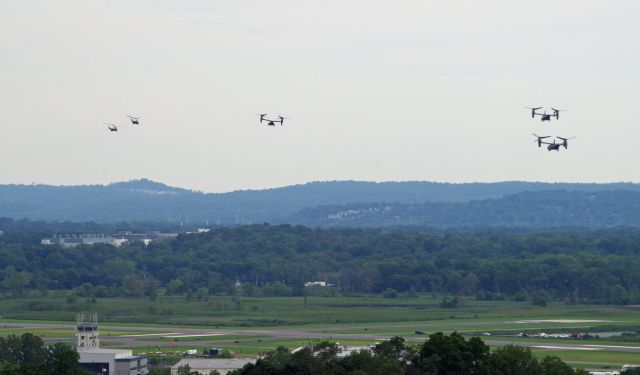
[289,190,640,227]
[230,333,592,375]
[2,225,640,304]
[0,334,90,375]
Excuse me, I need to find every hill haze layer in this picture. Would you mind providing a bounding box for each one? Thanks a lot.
[1,179,640,227]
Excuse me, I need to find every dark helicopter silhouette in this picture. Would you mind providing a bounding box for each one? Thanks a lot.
[257,114,287,126]
[127,115,141,125]
[526,107,566,123]
[106,123,118,132]
[534,134,575,151]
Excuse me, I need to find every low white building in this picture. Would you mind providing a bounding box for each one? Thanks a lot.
[305,281,334,287]
[171,358,254,375]
[40,234,125,247]
[77,348,148,375]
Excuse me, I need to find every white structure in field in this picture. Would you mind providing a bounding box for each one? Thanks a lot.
[74,312,147,374]
[305,281,333,287]
[41,234,125,247]
[76,312,99,348]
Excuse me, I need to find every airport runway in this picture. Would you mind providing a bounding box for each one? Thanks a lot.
[3,321,640,354]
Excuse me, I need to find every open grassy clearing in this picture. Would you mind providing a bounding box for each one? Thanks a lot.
[0,327,159,339]
[131,338,375,357]
[328,321,627,335]
[212,338,378,357]
[531,349,640,366]
[4,294,640,368]
[482,336,640,347]
[2,294,640,327]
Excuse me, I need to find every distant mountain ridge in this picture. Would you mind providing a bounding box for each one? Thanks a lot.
[287,190,640,228]
[1,179,640,226]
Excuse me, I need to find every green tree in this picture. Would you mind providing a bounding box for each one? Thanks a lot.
[177,364,199,375]
[47,343,87,375]
[539,356,582,375]
[374,336,406,361]
[488,345,542,375]
[145,279,159,301]
[382,288,398,298]
[122,275,145,297]
[0,267,31,298]
[417,332,490,375]
[167,278,185,295]
[0,334,90,375]
[196,287,209,301]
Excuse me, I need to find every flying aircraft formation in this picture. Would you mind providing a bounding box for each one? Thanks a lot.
[105,106,577,156]
[105,115,142,133]
[106,112,293,133]
[527,106,575,152]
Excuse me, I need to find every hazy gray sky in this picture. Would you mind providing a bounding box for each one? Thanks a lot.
[1,0,639,192]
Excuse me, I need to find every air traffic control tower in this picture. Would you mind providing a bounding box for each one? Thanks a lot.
[75,312,99,348]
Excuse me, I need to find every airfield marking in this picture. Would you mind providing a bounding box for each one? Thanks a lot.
[161,334,224,338]
[533,345,599,351]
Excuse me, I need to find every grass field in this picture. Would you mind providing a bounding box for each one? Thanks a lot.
[2,294,640,327]
[0,327,160,339]
[2,294,640,369]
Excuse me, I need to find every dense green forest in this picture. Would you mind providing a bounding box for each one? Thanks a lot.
[229,334,589,375]
[290,190,640,227]
[2,179,640,224]
[2,225,640,304]
[0,217,184,235]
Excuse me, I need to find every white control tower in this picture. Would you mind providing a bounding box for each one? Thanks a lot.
[75,312,99,348]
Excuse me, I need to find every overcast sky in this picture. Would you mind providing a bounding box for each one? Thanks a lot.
[1,0,639,192]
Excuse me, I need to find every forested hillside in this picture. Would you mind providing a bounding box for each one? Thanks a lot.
[1,179,640,224]
[2,225,640,304]
[289,190,640,227]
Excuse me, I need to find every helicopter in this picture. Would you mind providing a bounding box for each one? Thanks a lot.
[106,123,118,132]
[127,115,141,125]
[526,107,566,122]
[257,114,287,126]
[534,135,575,151]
